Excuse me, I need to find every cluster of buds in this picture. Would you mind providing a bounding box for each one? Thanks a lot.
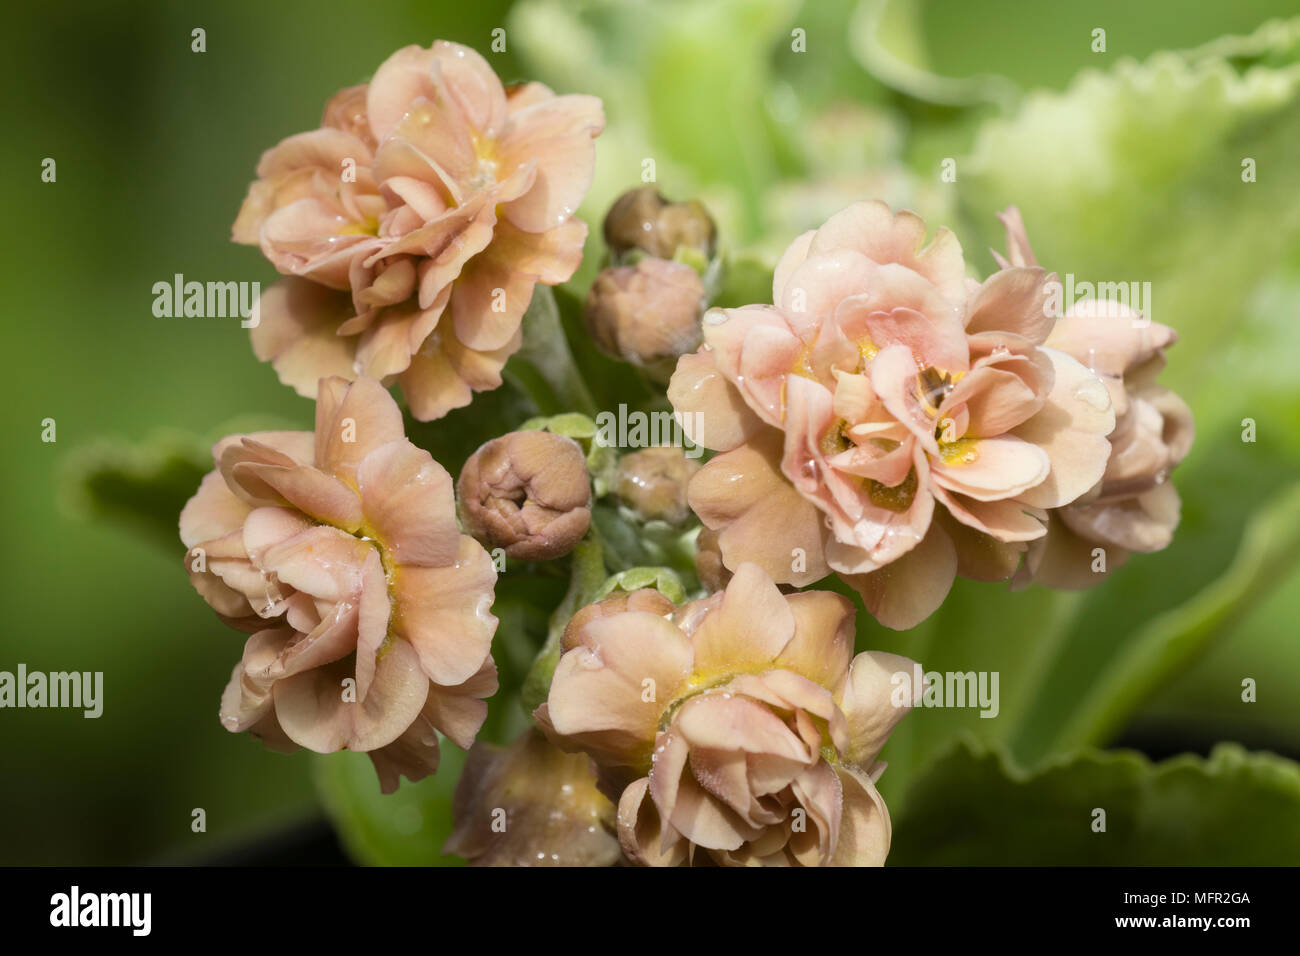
[583,187,717,381]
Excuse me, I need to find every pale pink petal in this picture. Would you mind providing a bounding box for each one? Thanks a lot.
[250,279,357,398]
[422,657,497,749]
[273,636,429,753]
[618,776,688,867]
[667,349,766,452]
[776,589,856,690]
[356,439,460,567]
[930,434,1050,502]
[313,375,406,483]
[829,765,891,866]
[368,712,441,794]
[843,523,957,630]
[772,229,815,304]
[180,470,253,548]
[965,266,1052,344]
[687,433,830,586]
[1011,347,1116,509]
[389,535,498,687]
[689,563,796,677]
[498,94,604,232]
[836,650,919,766]
[543,611,694,768]
[808,200,967,302]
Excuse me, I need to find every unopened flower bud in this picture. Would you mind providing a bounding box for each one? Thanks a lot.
[444,729,620,867]
[603,185,717,261]
[561,588,678,653]
[585,258,705,379]
[458,431,592,561]
[614,446,700,526]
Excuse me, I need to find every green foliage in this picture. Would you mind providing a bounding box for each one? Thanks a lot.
[890,739,1300,865]
[315,749,467,867]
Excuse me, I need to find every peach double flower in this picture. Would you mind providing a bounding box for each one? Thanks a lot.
[179,376,498,790]
[1021,300,1194,586]
[537,564,917,866]
[234,41,604,420]
[670,202,1118,628]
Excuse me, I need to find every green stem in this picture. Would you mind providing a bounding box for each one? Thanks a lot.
[508,286,597,418]
[519,533,608,714]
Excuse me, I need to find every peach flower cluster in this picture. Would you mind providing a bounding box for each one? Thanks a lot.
[179,376,498,791]
[670,202,1123,628]
[537,564,917,866]
[234,41,604,420]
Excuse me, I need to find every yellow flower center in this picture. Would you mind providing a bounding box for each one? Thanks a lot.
[339,217,379,237]
[867,468,918,512]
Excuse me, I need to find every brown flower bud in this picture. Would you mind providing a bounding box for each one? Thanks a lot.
[695,526,732,592]
[603,185,717,261]
[614,446,700,526]
[458,431,592,561]
[561,588,678,654]
[584,258,705,378]
[444,729,620,867]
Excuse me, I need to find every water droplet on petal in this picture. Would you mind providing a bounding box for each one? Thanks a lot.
[1072,378,1110,412]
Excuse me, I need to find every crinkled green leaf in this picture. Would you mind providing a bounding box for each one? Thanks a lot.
[856,0,1300,101]
[958,18,1300,401]
[60,417,296,549]
[889,738,1300,865]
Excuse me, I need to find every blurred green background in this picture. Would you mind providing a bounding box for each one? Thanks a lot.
[3,0,1299,865]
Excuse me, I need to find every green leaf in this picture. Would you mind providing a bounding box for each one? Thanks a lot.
[314,749,465,867]
[1008,440,1300,767]
[595,566,687,604]
[856,0,1300,101]
[1047,482,1300,755]
[60,430,210,548]
[958,17,1300,402]
[60,416,297,549]
[889,738,1300,865]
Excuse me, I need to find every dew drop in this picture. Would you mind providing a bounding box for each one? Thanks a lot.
[1072,378,1110,412]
